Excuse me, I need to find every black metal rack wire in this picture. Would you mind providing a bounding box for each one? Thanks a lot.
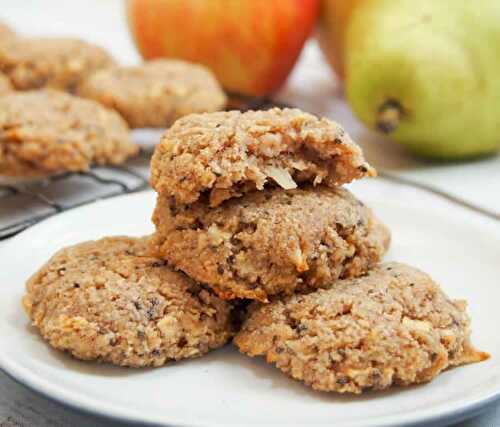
[0,96,289,240]
[0,159,150,240]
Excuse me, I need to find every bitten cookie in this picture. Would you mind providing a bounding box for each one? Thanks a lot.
[0,90,138,177]
[0,37,114,91]
[23,236,236,367]
[153,186,390,301]
[78,59,227,128]
[150,108,375,206]
[0,73,12,96]
[235,263,488,394]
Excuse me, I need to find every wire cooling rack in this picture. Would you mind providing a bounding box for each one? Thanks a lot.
[0,96,289,240]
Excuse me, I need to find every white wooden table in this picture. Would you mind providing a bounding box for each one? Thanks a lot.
[1,1,499,426]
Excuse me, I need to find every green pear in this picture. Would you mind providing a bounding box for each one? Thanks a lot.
[345,0,500,159]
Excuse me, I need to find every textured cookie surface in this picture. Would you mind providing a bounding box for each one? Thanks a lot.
[0,73,12,95]
[23,236,235,367]
[151,108,375,206]
[235,262,488,393]
[0,90,137,177]
[153,186,390,301]
[0,37,114,91]
[78,59,227,128]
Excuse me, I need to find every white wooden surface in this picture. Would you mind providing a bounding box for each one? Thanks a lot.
[0,1,499,426]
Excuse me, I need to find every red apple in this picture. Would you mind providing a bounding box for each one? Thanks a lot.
[128,0,319,96]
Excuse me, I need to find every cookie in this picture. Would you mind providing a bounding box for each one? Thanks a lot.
[23,236,235,367]
[150,108,375,206]
[0,22,15,42]
[0,37,114,91]
[234,262,488,394]
[0,90,138,177]
[0,73,12,96]
[153,186,390,301]
[77,59,227,129]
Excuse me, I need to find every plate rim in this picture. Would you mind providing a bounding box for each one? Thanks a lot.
[1,190,499,427]
[2,361,498,427]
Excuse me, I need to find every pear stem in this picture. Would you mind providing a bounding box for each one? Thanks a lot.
[376,100,404,134]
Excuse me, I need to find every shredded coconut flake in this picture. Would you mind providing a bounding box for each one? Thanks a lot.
[264,166,297,190]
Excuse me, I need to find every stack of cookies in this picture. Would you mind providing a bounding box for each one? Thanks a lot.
[23,107,488,394]
[149,108,387,301]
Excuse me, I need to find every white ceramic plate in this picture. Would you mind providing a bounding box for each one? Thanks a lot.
[0,179,499,427]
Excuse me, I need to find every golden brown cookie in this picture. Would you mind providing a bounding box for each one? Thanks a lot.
[235,262,488,394]
[23,236,236,367]
[0,37,114,91]
[153,186,390,302]
[150,108,375,206]
[0,73,12,96]
[78,59,227,128]
[0,90,138,177]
